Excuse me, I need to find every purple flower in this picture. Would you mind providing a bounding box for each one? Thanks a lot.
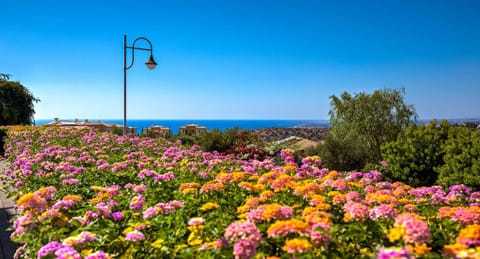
[112,211,124,221]
[377,247,412,259]
[129,195,144,210]
[125,230,145,242]
[233,239,256,259]
[54,246,81,259]
[37,241,63,258]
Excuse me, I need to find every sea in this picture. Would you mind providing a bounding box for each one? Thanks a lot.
[34,119,331,135]
[34,118,480,135]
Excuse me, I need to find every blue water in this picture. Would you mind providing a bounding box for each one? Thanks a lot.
[34,118,480,135]
[35,119,331,134]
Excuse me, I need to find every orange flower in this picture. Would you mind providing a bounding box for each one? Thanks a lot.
[282,238,312,254]
[178,182,200,192]
[457,224,480,247]
[16,192,47,213]
[406,243,431,256]
[267,218,309,237]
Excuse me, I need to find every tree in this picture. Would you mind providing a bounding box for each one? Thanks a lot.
[381,120,450,187]
[320,88,417,171]
[0,75,39,125]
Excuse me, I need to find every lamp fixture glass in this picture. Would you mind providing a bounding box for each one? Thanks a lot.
[145,55,157,70]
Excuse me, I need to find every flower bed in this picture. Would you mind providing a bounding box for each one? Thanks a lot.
[1,127,480,258]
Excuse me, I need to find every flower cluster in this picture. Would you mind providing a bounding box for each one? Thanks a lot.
[2,127,480,258]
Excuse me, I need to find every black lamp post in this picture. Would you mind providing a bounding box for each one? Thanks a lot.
[123,34,157,134]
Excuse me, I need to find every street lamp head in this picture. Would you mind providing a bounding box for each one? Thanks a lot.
[145,54,157,70]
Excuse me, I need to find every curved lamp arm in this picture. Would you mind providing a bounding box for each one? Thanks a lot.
[125,36,157,70]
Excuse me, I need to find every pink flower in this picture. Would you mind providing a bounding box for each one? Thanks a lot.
[129,195,144,210]
[125,230,145,242]
[233,239,256,259]
[225,221,262,246]
[369,205,397,221]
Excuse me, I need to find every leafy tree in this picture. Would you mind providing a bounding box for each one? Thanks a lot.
[436,126,480,190]
[0,75,39,125]
[320,88,417,171]
[381,120,450,187]
[314,126,370,171]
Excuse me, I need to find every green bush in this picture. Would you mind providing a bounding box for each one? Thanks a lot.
[196,129,230,153]
[436,126,480,190]
[316,126,370,171]
[380,120,450,187]
[196,127,268,160]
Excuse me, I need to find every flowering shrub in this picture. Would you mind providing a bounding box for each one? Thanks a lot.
[1,127,480,258]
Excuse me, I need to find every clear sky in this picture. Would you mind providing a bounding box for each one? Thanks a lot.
[1,0,479,120]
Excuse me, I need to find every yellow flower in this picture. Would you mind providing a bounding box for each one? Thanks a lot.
[238,213,248,219]
[387,226,404,243]
[181,188,196,194]
[187,232,203,246]
[178,182,200,191]
[200,202,220,211]
[152,239,165,248]
[259,190,274,201]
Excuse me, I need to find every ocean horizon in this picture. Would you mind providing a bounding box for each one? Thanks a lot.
[35,119,331,134]
[35,118,480,135]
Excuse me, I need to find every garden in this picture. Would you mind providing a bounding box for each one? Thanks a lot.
[1,126,480,258]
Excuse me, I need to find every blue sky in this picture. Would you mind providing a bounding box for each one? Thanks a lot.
[1,0,479,120]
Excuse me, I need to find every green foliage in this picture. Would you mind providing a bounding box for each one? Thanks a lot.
[0,127,6,156]
[196,129,231,153]
[111,125,124,135]
[196,127,268,160]
[381,120,450,187]
[0,76,40,125]
[315,126,370,171]
[320,88,417,171]
[436,126,480,190]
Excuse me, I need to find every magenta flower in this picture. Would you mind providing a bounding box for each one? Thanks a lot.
[129,195,144,210]
[37,241,63,258]
[54,246,81,259]
[112,211,124,221]
[377,247,412,259]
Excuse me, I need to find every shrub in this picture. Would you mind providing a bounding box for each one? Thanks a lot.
[437,126,480,190]
[380,120,450,187]
[316,126,370,171]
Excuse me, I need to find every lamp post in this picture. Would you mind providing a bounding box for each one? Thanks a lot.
[123,34,157,135]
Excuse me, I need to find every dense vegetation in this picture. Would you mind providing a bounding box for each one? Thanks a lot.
[3,127,480,258]
[313,88,417,171]
[0,73,39,126]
